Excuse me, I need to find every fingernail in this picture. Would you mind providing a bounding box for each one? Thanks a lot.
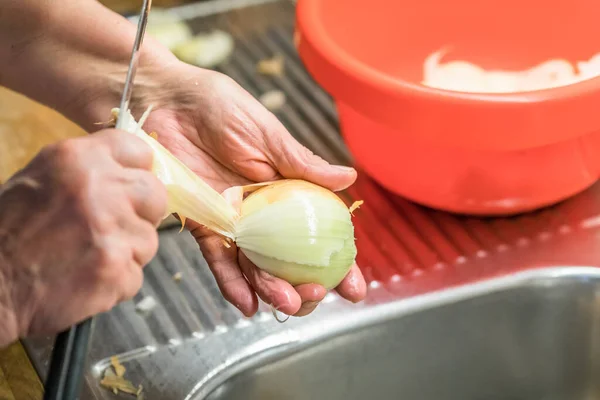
[332,165,355,172]
[301,300,320,309]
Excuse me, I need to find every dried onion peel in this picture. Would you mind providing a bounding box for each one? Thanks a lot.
[113,107,359,289]
[101,357,143,398]
[259,90,286,111]
[257,54,285,76]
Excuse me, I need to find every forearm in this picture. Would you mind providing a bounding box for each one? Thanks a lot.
[0,0,176,132]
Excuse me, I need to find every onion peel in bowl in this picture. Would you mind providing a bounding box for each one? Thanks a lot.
[422,48,600,93]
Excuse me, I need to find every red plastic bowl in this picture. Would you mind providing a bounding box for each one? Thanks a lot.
[295,0,600,215]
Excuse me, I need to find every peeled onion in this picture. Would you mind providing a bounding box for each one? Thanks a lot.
[236,180,357,289]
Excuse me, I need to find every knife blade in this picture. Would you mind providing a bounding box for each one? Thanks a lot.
[115,0,153,129]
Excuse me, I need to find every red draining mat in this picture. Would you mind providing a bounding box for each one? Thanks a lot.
[347,171,600,298]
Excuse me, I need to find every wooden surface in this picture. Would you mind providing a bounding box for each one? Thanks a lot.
[0,342,43,400]
[0,86,86,184]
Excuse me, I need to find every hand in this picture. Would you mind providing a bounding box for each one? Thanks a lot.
[0,130,167,342]
[0,0,367,319]
[134,63,368,317]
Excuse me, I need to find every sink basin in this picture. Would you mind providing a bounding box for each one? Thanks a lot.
[205,269,600,400]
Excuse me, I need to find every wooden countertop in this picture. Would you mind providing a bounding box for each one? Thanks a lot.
[0,342,44,400]
[0,86,86,184]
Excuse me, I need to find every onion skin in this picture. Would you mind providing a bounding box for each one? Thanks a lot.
[236,180,357,289]
[241,179,346,213]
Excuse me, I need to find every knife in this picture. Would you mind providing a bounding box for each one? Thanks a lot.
[116,0,153,129]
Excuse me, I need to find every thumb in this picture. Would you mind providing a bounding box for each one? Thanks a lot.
[271,139,357,192]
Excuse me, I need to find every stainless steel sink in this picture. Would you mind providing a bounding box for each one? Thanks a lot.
[204,268,600,400]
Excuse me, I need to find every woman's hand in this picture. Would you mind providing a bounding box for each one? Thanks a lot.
[0,130,166,345]
[136,63,368,318]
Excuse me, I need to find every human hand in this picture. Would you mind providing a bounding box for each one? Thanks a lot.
[0,0,367,319]
[0,130,166,341]
[129,63,368,318]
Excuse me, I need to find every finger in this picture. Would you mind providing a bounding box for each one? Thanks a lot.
[293,284,327,317]
[96,129,155,170]
[265,123,357,192]
[221,187,243,214]
[118,259,145,302]
[92,236,145,305]
[191,224,258,317]
[122,169,168,226]
[125,218,160,267]
[334,264,367,303]
[238,251,302,316]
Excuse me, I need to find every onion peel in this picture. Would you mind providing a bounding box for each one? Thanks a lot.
[349,200,364,216]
